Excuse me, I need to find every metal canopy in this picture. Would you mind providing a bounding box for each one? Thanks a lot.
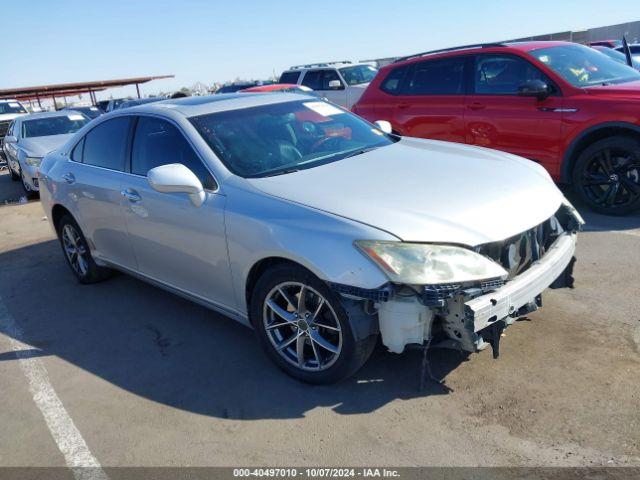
[0,75,174,101]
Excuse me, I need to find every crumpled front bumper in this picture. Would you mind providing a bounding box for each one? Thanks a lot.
[465,231,577,333]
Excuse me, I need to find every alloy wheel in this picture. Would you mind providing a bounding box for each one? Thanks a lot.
[581,147,640,209]
[61,224,89,277]
[263,282,342,372]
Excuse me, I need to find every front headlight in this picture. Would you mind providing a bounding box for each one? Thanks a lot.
[355,240,508,285]
[25,156,42,167]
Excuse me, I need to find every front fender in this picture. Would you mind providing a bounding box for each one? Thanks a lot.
[223,183,395,314]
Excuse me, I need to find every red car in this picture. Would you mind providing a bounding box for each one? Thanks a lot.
[353,41,640,215]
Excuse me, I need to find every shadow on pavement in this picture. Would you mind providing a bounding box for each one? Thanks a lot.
[0,239,467,420]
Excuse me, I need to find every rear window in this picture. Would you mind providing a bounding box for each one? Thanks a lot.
[279,71,301,84]
[380,66,408,94]
[404,57,465,95]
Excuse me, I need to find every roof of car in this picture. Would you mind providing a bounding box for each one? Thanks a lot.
[120,92,312,118]
[388,41,575,68]
[15,110,87,122]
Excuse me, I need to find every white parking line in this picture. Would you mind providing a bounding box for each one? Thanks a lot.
[0,298,109,480]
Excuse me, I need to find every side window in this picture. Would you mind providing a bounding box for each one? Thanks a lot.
[404,58,465,95]
[82,117,130,171]
[474,54,550,95]
[380,66,408,94]
[279,71,301,84]
[301,70,323,90]
[70,138,84,163]
[131,117,216,190]
[321,70,342,89]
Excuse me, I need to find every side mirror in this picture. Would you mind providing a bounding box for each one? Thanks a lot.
[518,79,551,100]
[374,120,393,134]
[4,135,17,144]
[328,79,344,90]
[147,163,205,207]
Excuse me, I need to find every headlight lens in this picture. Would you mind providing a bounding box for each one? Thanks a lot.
[25,156,42,167]
[355,240,508,285]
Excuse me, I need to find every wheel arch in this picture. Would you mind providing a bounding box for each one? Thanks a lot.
[561,122,640,183]
[51,204,74,233]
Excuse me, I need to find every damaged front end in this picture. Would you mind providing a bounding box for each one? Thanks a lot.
[335,201,583,361]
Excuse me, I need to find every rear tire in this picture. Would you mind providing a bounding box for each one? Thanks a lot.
[250,264,376,384]
[572,136,640,215]
[57,214,112,284]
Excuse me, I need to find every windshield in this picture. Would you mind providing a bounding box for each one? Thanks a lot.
[22,114,89,138]
[529,44,640,87]
[0,101,27,115]
[190,100,398,178]
[339,65,378,86]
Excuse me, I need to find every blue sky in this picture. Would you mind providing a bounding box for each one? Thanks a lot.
[1,0,638,100]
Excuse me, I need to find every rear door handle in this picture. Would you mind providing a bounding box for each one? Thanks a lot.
[397,102,410,109]
[121,188,142,202]
[467,102,486,111]
[62,172,75,184]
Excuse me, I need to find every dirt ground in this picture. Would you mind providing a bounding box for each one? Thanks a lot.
[0,168,639,471]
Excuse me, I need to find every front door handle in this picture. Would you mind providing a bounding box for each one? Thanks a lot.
[467,102,486,111]
[62,172,75,184]
[397,102,410,109]
[121,188,142,202]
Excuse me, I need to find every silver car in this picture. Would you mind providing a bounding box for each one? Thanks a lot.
[38,94,582,383]
[4,111,90,197]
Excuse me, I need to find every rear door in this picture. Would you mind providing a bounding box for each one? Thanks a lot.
[464,53,564,172]
[120,115,234,307]
[64,116,137,268]
[388,56,467,142]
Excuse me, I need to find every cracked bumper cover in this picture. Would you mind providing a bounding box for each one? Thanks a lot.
[465,232,577,333]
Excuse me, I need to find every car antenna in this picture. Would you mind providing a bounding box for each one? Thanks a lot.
[622,36,633,67]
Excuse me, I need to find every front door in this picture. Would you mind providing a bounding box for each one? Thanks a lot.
[302,69,348,107]
[464,53,564,174]
[120,116,234,308]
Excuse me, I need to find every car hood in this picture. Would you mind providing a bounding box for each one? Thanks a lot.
[247,138,565,246]
[585,80,640,97]
[19,134,74,157]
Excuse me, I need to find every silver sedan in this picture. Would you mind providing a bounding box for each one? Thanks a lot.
[38,94,582,383]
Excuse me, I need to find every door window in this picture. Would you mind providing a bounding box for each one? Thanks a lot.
[82,117,131,171]
[404,58,465,95]
[380,65,408,94]
[474,54,550,95]
[301,70,323,90]
[131,117,216,190]
[279,71,301,84]
[321,70,343,89]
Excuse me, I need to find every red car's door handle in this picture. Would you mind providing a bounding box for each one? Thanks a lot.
[397,102,410,109]
[467,102,486,111]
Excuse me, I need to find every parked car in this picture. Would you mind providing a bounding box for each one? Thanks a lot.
[591,45,639,70]
[62,105,103,119]
[279,61,378,108]
[0,99,28,149]
[115,97,166,109]
[216,81,274,94]
[38,94,581,383]
[615,44,640,67]
[95,100,111,113]
[352,41,640,215]
[3,111,90,196]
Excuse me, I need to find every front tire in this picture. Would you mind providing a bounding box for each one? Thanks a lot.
[572,136,640,215]
[7,158,20,181]
[250,264,376,384]
[19,165,38,199]
[57,214,112,284]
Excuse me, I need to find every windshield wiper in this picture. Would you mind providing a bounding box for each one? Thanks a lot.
[260,168,300,177]
[342,146,378,159]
